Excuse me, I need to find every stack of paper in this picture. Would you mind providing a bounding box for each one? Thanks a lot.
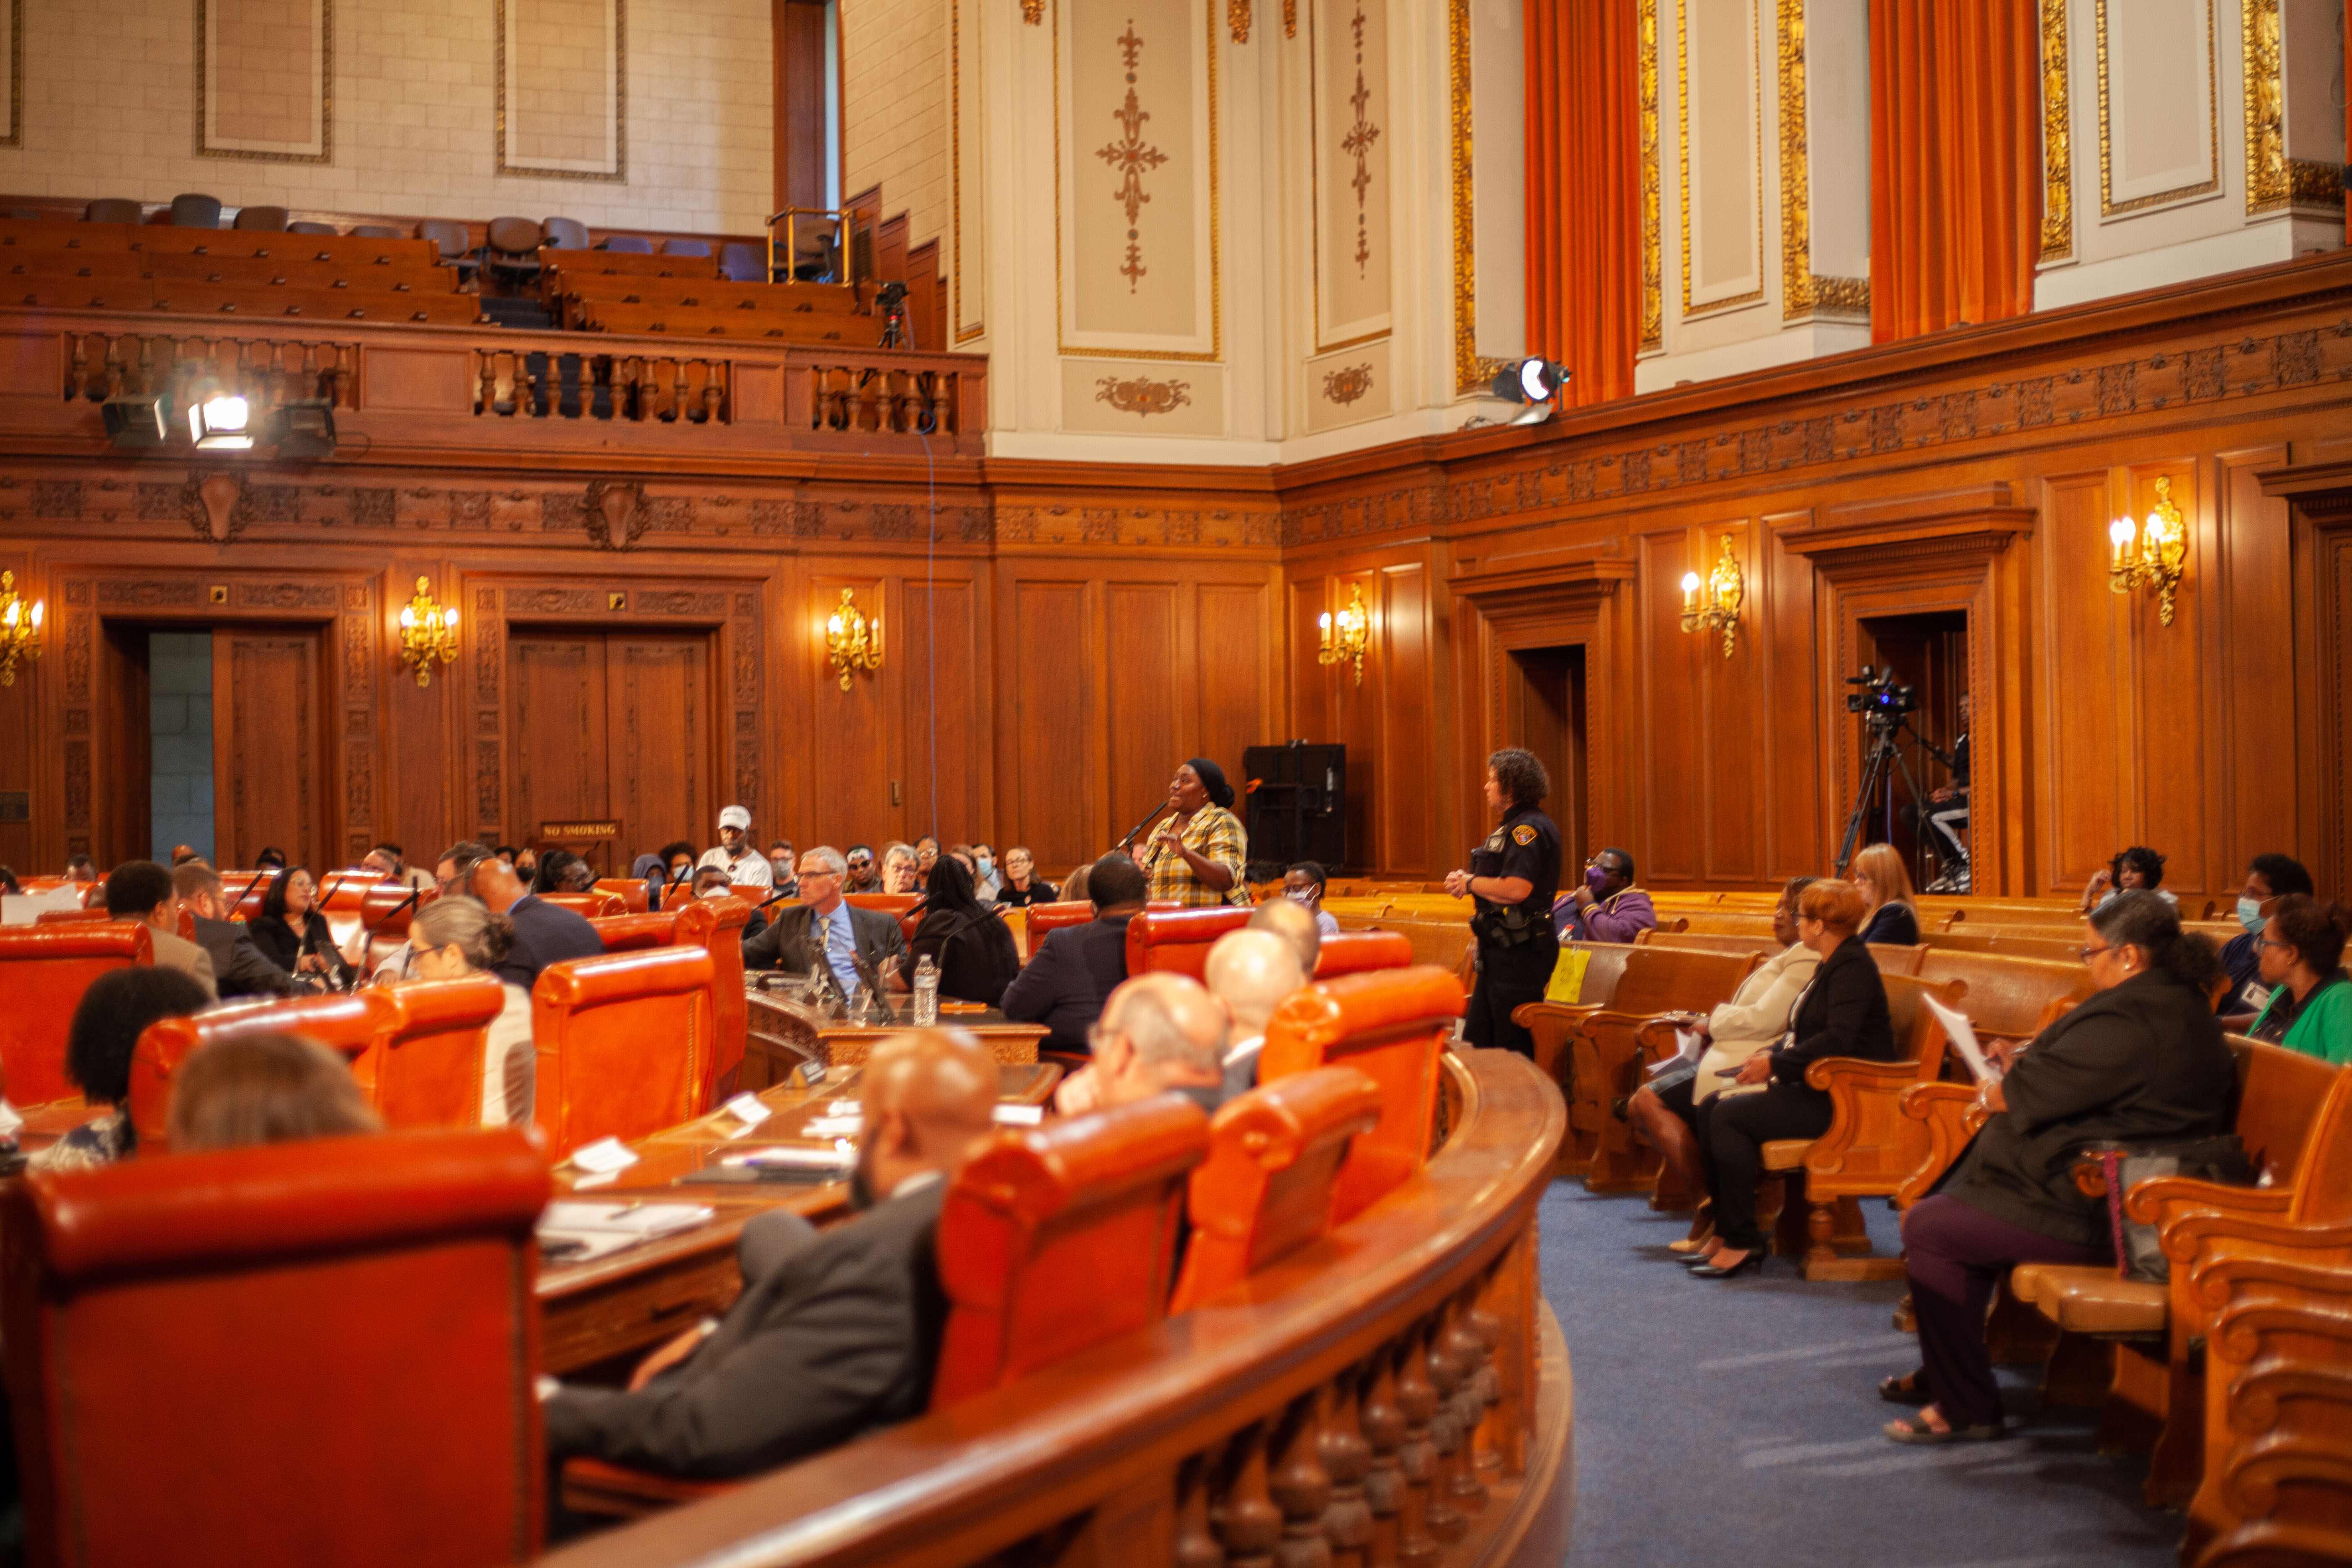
[1923,995,1999,1083]
[1645,1028,1706,1078]
[538,1201,716,1264]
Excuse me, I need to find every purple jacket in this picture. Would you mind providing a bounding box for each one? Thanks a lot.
[1553,887,1657,944]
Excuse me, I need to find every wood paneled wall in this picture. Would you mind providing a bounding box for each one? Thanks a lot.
[3,255,2351,897]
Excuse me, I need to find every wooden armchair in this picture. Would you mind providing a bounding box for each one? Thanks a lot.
[1259,965,1465,1222]
[532,946,715,1158]
[0,1129,549,1567]
[0,923,154,1107]
[1168,1065,1382,1312]
[1125,906,1254,980]
[932,1092,1211,1407]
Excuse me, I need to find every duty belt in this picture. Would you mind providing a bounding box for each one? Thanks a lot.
[1470,905,1541,948]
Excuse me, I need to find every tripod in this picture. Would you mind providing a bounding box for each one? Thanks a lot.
[1834,714,1932,878]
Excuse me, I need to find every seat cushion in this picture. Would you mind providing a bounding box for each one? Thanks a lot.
[2012,1263,2165,1335]
[1760,1138,1812,1173]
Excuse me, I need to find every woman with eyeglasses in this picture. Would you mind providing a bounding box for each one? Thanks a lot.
[2248,894,2352,1065]
[1879,890,2231,1446]
[247,867,355,988]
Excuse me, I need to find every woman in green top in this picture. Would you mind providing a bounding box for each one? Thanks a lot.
[2250,894,2352,1065]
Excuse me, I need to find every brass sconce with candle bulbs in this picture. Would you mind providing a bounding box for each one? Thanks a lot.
[1317,583,1370,685]
[2109,475,2188,626]
[1679,533,1745,657]
[396,577,459,687]
[825,587,882,691]
[0,570,45,687]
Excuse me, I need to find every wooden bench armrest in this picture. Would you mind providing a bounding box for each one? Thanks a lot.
[561,1456,738,1518]
[2190,1243,2352,1318]
[1894,1082,1983,1207]
[2125,1174,2294,1230]
[2178,1219,2352,1294]
[1510,1001,1602,1029]
[1570,1008,1685,1039]
[1803,1057,1922,1093]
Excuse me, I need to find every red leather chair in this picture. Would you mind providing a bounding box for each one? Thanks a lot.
[589,901,750,1106]
[931,1093,1210,1408]
[1123,906,1253,980]
[364,977,511,1129]
[1021,899,1097,956]
[33,908,113,925]
[1313,929,1414,978]
[538,889,627,920]
[128,992,386,1148]
[843,892,919,916]
[1258,965,1465,1224]
[0,924,153,1106]
[352,882,437,972]
[532,946,714,1158]
[592,877,655,913]
[1168,1065,1382,1312]
[316,875,397,954]
[1,1129,550,1566]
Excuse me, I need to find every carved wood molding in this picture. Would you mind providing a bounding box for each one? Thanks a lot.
[1774,506,2039,573]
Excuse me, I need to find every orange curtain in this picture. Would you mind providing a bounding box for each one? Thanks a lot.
[1867,0,2040,343]
[1524,0,1640,405]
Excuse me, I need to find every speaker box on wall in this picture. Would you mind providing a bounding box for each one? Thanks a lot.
[1241,742,1347,876]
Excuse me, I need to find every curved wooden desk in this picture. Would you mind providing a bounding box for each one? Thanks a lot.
[540,1047,1573,1568]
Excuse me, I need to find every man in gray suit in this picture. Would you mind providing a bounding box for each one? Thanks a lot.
[104,859,217,1002]
[742,844,908,995]
[541,1029,998,1481]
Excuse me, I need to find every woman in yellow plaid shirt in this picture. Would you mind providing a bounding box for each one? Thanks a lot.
[1136,758,1251,908]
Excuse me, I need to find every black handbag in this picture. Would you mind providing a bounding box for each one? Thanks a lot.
[2076,1135,2250,1283]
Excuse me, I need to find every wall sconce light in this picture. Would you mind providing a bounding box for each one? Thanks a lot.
[0,571,44,687]
[825,587,882,691]
[1679,533,1744,657]
[2109,475,2188,626]
[396,576,459,687]
[188,393,253,451]
[1318,583,1371,685]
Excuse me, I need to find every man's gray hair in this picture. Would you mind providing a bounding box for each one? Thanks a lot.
[1115,985,1225,1076]
[799,845,846,877]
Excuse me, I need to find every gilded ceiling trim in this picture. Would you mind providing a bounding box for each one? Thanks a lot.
[2038,0,2072,260]
[1677,0,1765,319]
[1449,0,1505,392]
[2094,0,2216,217]
[1638,0,1662,350]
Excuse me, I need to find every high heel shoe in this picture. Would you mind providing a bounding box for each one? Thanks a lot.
[1666,1228,1715,1256]
[1687,1249,1764,1279]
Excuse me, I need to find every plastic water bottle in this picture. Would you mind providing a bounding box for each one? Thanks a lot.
[913,955,940,1026]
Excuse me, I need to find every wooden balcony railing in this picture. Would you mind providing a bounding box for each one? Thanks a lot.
[2,307,987,462]
[539,1047,1572,1568]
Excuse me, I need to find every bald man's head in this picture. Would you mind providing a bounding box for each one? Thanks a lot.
[1247,896,1320,975]
[1204,929,1307,1037]
[1096,972,1228,1099]
[857,1029,999,1201]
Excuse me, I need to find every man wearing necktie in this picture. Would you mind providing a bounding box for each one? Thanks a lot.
[742,845,909,993]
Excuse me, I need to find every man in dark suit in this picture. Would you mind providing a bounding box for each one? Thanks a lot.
[173,861,297,999]
[743,845,908,995]
[1000,852,1147,1054]
[541,1029,998,1482]
[468,853,603,990]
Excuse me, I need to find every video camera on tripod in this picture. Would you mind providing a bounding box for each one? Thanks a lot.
[1844,665,1917,725]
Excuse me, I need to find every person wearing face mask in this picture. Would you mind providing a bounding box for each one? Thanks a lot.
[2216,853,2316,1022]
[540,1030,998,1490]
[1553,846,1656,944]
[768,840,799,897]
[970,842,1002,902]
[1282,861,1341,938]
[1445,748,1563,1057]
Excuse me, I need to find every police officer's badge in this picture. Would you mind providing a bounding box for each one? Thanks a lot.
[1511,824,1537,846]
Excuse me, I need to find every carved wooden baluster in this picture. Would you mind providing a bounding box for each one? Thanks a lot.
[1319,1367,1374,1568]
[1211,1420,1282,1568]
[66,333,88,401]
[1393,1331,1441,1566]
[98,335,124,400]
[614,357,638,420]
[671,357,687,423]
[1419,1317,1468,1542]
[134,335,156,397]
[1463,1295,1505,1482]
[1359,1352,1405,1568]
[702,360,725,423]
[1176,1446,1228,1568]
[332,343,353,409]
[1269,1390,1333,1568]
[1439,1298,1490,1515]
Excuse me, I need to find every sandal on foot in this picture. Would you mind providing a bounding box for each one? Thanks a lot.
[1882,1415,2002,1445]
[1877,1371,1931,1405]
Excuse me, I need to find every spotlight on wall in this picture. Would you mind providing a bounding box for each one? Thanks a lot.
[1490,358,1571,426]
[101,394,172,447]
[273,399,337,459]
[189,394,253,451]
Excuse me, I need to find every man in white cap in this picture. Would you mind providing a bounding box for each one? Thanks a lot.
[698,805,774,887]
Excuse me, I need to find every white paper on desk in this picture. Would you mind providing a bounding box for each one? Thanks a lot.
[1924,995,1998,1084]
[1,887,81,926]
[993,1103,1044,1126]
[723,1092,772,1126]
[827,1099,863,1116]
[804,1114,862,1138]
[568,1136,640,1174]
[724,1145,854,1171]
[542,1202,714,1238]
[1646,1028,1707,1078]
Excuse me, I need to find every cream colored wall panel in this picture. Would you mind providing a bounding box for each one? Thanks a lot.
[201,0,328,160]
[1305,338,1390,433]
[0,0,16,148]
[845,0,950,263]
[1061,357,1226,435]
[1463,0,1523,370]
[1802,0,1866,279]
[2095,0,2216,215]
[1680,0,1762,314]
[1313,0,1390,349]
[1058,0,1217,358]
[951,0,985,341]
[500,0,622,179]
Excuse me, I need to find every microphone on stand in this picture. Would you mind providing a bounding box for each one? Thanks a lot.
[1117,800,1172,853]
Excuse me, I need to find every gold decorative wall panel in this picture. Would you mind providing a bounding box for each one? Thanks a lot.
[496,0,627,182]
[2038,0,2072,259]
[1639,0,1662,349]
[1678,0,1764,317]
[2094,0,2216,217]
[2240,0,2344,215]
[1313,0,1392,350]
[197,0,333,163]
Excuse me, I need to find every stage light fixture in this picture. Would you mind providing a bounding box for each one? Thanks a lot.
[101,395,172,447]
[189,394,253,451]
[1490,357,1570,426]
[274,399,337,459]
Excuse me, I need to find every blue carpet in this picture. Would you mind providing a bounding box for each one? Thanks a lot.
[1538,1181,2182,1568]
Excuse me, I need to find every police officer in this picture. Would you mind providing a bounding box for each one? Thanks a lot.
[1445,748,1563,1057]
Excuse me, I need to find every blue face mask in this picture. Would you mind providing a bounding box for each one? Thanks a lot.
[2237,896,2267,935]
[975,856,994,878]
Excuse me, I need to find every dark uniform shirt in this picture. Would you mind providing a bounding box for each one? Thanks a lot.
[1470,805,1563,943]
[1463,804,1563,1057]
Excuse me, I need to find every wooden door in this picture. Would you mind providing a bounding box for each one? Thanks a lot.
[212,630,325,872]
[509,632,712,875]
[510,636,612,861]
[1509,645,1587,872]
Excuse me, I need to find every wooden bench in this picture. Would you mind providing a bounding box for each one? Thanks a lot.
[4,251,149,281]
[536,247,720,280]
[1912,949,2097,1039]
[1,1128,549,1566]
[145,251,459,289]
[1919,927,2086,963]
[143,281,483,323]
[0,923,153,1106]
[533,946,716,1158]
[573,299,869,344]
[552,276,859,328]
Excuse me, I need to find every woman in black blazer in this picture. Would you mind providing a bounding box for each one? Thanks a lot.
[1686,879,1896,1278]
[246,867,353,988]
[1881,891,2231,1444]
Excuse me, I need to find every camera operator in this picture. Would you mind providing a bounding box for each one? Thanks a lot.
[1901,690,1971,891]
